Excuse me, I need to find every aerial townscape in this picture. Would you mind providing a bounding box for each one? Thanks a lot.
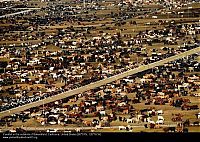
[0,0,200,135]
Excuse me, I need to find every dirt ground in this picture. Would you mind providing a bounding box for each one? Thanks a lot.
[0,0,200,132]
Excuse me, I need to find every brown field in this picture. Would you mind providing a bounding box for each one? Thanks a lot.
[0,0,200,133]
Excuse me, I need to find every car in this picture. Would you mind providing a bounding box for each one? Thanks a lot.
[63,130,71,133]
[46,129,58,133]
[9,129,16,133]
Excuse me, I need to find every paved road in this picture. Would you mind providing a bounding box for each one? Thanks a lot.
[0,9,37,18]
[12,8,41,10]
[0,47,200,118]
[0,6,14,10]
[39,23,104,29]
[0,123,177,132]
